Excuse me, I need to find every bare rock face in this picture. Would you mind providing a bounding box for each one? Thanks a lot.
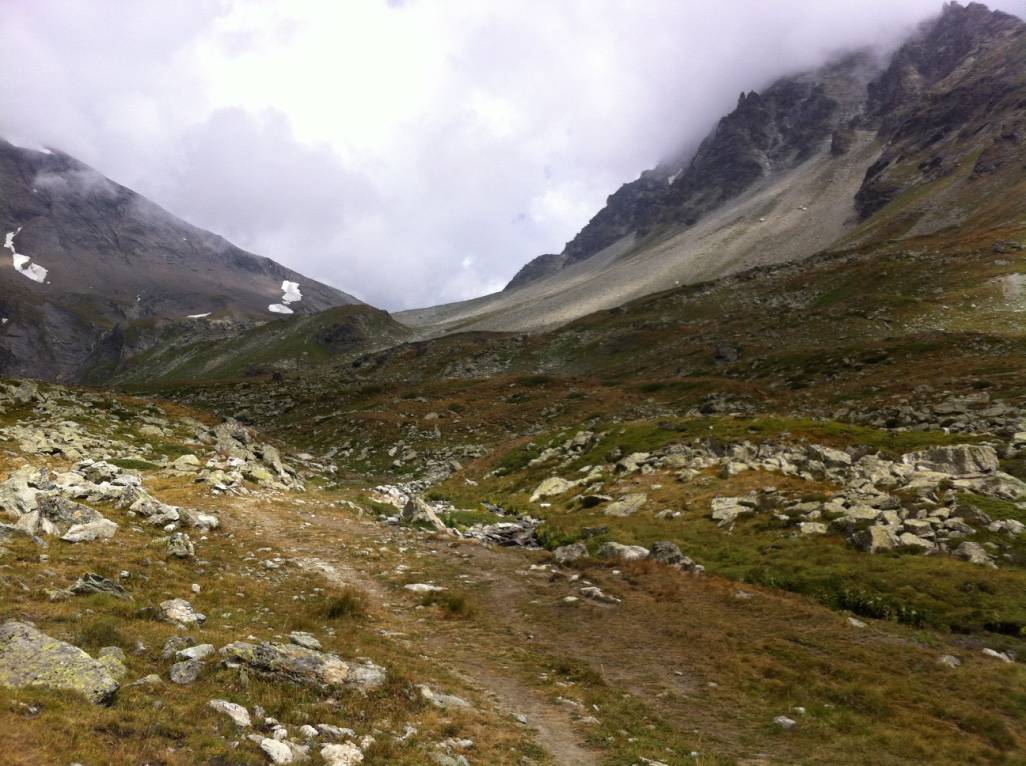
[505,51,877,292]
[0,621,121,704]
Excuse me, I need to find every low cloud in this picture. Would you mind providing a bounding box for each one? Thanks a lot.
[3,1,1025,309]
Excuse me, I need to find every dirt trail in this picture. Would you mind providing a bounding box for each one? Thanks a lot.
[241,500,602,766]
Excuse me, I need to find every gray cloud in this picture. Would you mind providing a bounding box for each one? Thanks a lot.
[3,1,1025,309]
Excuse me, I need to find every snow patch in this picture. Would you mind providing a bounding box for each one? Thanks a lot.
[281,280,302,303]
[4,228,49,284]
[268,279,301,314]
[667,169,683,185]
[187,313,212,319]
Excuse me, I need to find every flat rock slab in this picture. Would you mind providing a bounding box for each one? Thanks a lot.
[0,621,120,703]
[220,640,385,692]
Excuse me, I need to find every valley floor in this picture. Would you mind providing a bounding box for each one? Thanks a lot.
[1,381,1025,765]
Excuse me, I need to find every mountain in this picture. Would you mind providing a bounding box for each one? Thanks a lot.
[398,1,1026,335]
[0,140,361,381]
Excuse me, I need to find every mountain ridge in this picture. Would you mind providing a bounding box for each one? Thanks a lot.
[0,139,362,381]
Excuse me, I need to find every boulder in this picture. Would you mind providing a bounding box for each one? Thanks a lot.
[954,541,996,567]
[61,519,118,542]
[171,454,201,471]
[603,493,647,517]
[552,542,588,565]
[901,445,999,476]
[400,496,448,532]
[69,572,128,599]
[208,698,251,727]
[159,598,206,627]
[852,525,898,553]
[169,659,203,684]
[710,496,756,525]
[219,640,385,691]
[529,477,578,503]
[595,542,649,562]
[289,631,322,651]
[321,742,364,766]
[167,532,195,559]
[0,621,120,704]
[260,738,297,765]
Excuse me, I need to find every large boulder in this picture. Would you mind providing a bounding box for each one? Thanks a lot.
[900,445,999,476]
[603,493,647,517]
[0,621,120,703]
[61,519,118,542]
[220,640,385,692]
[159,598,207,627]
[400,496,448,532]
[851,525,899,553]
[529,477,579,503]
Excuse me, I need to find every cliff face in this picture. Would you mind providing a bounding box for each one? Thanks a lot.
[506,2,1026,292]
[0,141,360,381]
[506,52,880,291]
[856,2,1026,218]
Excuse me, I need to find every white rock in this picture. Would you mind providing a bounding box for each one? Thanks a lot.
[982,648,1013,663]
[260,738,294,764]
[177,643,215,661]
[404,583,445,594]
[159,598,206,627]
[773,715,797,729]
[321,742,364,766]
[208,698,251,727]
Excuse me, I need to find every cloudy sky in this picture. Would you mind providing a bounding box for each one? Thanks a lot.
[3,1,1025,309]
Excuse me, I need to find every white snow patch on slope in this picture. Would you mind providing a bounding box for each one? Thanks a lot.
[4,228,49,284]
[187,313,212,319]
[268,280,301,314]
[281,280,302,304]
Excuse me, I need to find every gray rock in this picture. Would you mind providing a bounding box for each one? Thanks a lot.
[901,445,999,475]
[648,540,686,565]
[419,684,471,709]
[159,598,206,627]
[176,643,215,661]
[529,477,579,503]
[852,525,898,553]
[603,493,647,517]
[220,640,385,691]
[167,532,195,559]
[552,542,588,565]
[0,621,120,704]
[400,496,448,532]
[289,631,321,651]
[954,541,996,567]
[162,635,195,658]
[69,572,128,599]
[208,698,251,727]
[60,519,118,542]
[595,542,649,562]
[169,659,203,684]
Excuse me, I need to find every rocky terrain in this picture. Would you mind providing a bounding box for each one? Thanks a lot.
[4,2,1026,764]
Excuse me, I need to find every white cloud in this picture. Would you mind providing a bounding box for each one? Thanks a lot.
[3,0,1025,309]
